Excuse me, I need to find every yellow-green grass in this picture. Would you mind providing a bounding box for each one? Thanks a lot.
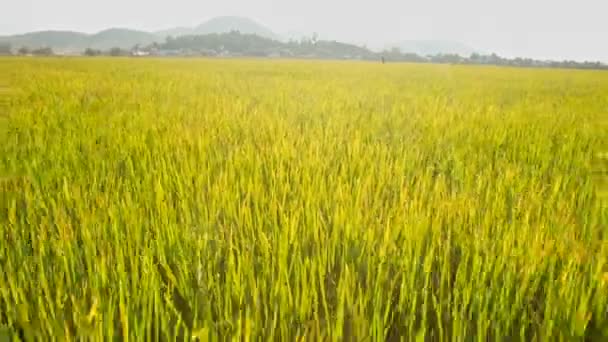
[0,57,607,340]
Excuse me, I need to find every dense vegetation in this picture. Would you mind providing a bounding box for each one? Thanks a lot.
[161,31,375,59]
[0,58,607,340]
[4,29,608,70]
[156,32,608,70]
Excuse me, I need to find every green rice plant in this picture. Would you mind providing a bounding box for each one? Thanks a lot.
[0,57,606,341]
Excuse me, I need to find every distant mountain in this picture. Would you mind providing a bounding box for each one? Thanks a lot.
[160,31,377,60]
[88,29,158,50]
[0,19,476,56]
[195,16,278,40]
[0,16,282,52]
[0,31,88,50]
[157,16,279,40]
[0,28,159,52]
[386,40,479,57]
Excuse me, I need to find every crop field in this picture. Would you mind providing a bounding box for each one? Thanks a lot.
[0,57,607,340]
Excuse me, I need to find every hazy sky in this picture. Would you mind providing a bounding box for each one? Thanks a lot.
[3,0,607,61]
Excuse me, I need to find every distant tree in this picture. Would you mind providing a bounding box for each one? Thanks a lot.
[108,47,126,56]
[430,53,463,64]
[299,36,311,46]
[488,53,501,64]
[18,46,30,55]
[84,48,102,56]
[31,47,54,56]
[143,30,608,70]
[0,43,12,55]
[400,53,426,63]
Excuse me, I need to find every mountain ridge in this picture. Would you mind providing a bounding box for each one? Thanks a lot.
[0,28,158,51]
[156,16,279,40]
[0,16,476,56]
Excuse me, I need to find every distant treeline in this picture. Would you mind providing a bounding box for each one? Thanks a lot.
[2,31,607,70]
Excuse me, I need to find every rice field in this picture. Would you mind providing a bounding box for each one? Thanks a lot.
[0,57,607,340]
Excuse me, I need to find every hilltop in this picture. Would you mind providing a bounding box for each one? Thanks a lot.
[0,16,471,56]
[157,16,279,41]
[0,28,158,52]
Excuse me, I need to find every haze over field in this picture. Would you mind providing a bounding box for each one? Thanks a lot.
[2,0,607,62]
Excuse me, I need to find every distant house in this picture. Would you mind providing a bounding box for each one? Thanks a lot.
[156,49,181,57]
[198,48,218,56]
[131,50,150,57]
[55,49,81,56]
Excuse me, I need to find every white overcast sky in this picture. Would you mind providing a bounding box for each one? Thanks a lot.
[2,0,607,61]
